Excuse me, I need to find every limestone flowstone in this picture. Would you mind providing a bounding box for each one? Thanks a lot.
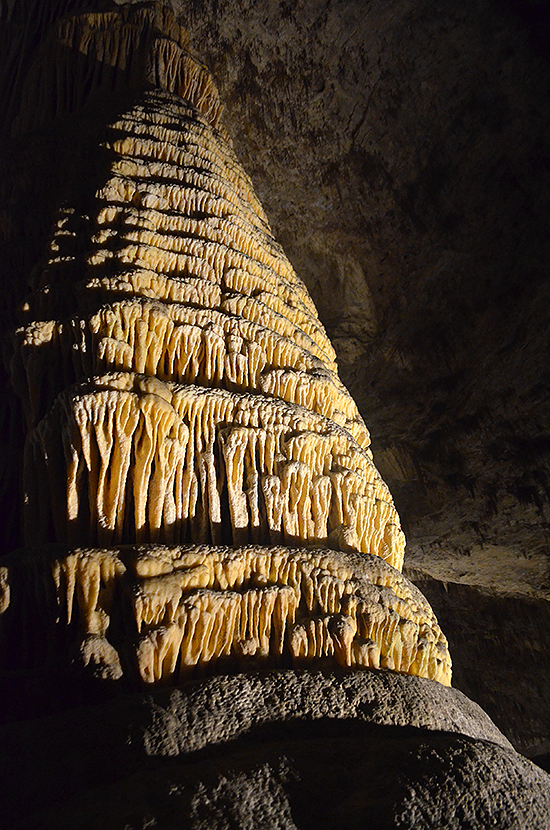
[3,5,550,829]
[0,4,449,695]
[0,543,450,687]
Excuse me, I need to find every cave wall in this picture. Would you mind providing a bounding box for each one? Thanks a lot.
[169,0,550,590]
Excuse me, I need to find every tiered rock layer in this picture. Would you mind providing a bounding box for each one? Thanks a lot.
[0,6,450,688]
[15,87,387,560]
[0,543,450,687]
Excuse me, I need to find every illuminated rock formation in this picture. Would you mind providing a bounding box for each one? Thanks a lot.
[1,4,549,829]
[1,543,449,686]
[0,4,451,690]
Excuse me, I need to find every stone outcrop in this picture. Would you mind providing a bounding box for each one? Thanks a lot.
[0,2,549,828]
[6,671,550,830]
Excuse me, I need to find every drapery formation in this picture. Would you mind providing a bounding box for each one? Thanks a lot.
[0,5,451,688]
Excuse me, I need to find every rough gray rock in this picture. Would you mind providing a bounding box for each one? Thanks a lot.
[1,671,548,829]
[137,670,513,755]
[409,571,550,758]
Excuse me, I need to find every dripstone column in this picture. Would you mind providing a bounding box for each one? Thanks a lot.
[0,5,549,828]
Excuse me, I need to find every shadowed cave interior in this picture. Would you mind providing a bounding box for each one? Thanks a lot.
[0,1,550,827]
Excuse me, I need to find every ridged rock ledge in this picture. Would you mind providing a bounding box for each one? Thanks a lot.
[0,543,450,688]
[0,5,447,697]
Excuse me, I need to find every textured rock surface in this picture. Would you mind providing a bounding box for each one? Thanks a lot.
[137,1,550,759]
[410,570,550,759]
[2,2,549,591]
[0,543,451,700]
[171,0,550,597]
[0,1,549,824]
[0,5,454,700]
[3,6,405,571]
[159,0,550,757]
[1,671,549,829]
[1,1,549,567]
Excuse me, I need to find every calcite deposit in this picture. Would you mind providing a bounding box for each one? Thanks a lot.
[2,4,550,829]
[0,4,452,688]
[0,543,450,686]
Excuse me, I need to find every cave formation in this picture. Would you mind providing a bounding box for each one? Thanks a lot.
[0,1,549,828]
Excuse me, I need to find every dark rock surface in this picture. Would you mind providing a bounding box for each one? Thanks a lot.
[170,0,550,603]
[23,732,550,829]
[2,670,549,829]
[409,570,550,759]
